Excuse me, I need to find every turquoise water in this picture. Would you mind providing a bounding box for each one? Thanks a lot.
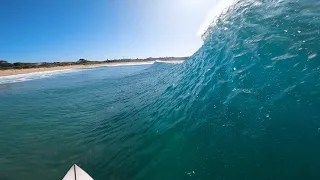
[1,0,320,179]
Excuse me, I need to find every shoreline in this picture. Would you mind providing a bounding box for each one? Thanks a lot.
[0,61,156,77]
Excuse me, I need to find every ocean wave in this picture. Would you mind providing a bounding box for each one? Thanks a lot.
[1,0,320,179]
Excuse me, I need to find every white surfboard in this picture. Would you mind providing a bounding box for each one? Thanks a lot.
[62,164,94,180]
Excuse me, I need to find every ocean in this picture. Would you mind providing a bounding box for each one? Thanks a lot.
[1,0,320,179]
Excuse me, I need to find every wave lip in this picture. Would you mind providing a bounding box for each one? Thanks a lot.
[198,0,236,38]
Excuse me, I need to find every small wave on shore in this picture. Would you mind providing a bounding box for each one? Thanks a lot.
[0,69,81,84]
[154,60,184,64]
[0,61,176,84]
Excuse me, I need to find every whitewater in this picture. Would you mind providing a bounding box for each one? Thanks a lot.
[1,0,320,179]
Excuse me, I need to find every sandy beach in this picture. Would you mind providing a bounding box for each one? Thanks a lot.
[0,61,155,76]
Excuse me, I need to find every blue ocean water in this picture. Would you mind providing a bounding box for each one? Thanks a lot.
[1,0,320,179]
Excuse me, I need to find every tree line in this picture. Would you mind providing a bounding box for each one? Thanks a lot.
[0,57,189,70]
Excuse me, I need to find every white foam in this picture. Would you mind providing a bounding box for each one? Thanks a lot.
[0,69,80,84]
[155,60,184,64]
[100,62,154,67]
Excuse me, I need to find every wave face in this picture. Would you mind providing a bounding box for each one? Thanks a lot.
[1,0,320,180]
[143,1,320,179]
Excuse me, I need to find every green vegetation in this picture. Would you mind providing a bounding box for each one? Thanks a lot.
[0,57,188,70]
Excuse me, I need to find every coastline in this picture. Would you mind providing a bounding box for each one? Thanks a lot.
[0,61,155,77]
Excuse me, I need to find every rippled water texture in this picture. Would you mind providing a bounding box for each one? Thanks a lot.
[1,0,320,179]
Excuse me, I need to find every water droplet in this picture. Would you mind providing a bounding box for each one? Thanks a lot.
[186,171,196,176]
[308,54,317,60]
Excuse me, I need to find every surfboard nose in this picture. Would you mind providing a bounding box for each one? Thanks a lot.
[62,164,94,180]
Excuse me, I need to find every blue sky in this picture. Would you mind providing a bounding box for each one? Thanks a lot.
[0,0,216,62]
